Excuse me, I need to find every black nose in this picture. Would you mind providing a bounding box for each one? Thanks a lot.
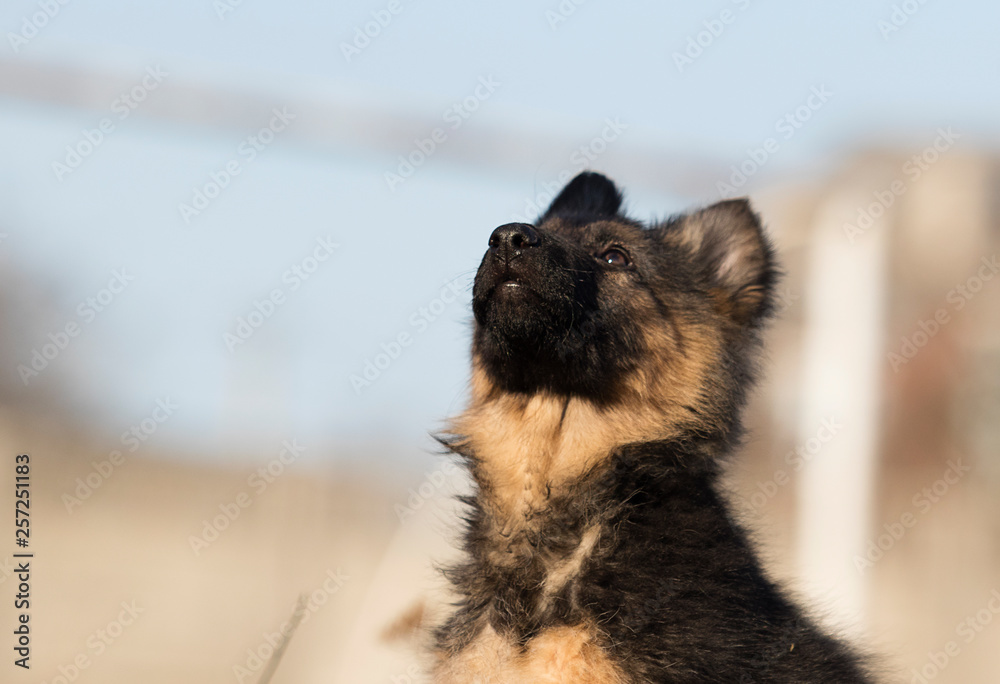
[488,223,539,260]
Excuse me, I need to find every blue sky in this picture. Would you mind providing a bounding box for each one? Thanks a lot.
[0,0,997,465]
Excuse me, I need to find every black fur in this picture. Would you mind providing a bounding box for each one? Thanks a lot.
[440,445,873,681]
[539,171,624,223]
[435,172,875,682]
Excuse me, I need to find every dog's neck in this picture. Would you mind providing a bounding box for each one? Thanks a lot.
[447,377,724,534]
[447,331,739,524]
[438,426,730,653]
[453,392,604,522]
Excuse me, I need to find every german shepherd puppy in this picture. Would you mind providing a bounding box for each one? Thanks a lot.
[432,172,873,682]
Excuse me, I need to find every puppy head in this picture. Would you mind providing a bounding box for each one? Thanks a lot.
[470,171,777,444]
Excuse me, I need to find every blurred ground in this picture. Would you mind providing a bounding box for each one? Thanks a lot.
[0,405,460,684]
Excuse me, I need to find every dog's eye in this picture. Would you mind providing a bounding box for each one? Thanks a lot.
[599,248,630,267]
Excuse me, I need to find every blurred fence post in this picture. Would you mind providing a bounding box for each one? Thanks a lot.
[793,169,890,632]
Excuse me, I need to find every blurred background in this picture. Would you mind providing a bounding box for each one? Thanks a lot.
[0,1,998,682]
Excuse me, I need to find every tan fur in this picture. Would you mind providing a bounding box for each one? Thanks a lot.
[450,318,723,527]
[433,623,627,684]
[538,525,601,611]
[381,600,425,644]
[671,204,770,322]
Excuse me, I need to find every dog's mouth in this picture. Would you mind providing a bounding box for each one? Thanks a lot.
[490,265,531,296]
[472,225,595,355]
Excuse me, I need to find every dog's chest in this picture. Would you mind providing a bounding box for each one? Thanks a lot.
[500,522,603,615]
[434,524,626,683]
[433,623,626,684]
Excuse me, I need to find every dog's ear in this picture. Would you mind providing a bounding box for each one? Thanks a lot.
[539,172,623,222]
[669,198,776,325]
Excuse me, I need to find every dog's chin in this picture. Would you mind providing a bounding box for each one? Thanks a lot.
[476,281,549,338]
[474,318,595,398]
[479,311,550,352]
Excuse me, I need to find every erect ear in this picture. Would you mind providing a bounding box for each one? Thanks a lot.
[539,172,623,223]
[672,198,777,325]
